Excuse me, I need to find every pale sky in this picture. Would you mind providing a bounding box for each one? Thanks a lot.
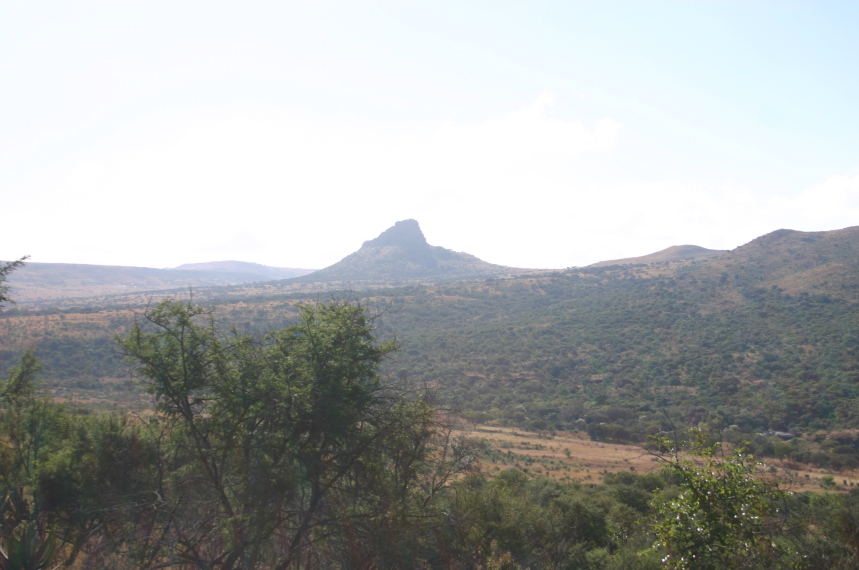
[3,1,858,270]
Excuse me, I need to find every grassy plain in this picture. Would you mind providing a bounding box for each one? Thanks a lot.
[466,425,859,493]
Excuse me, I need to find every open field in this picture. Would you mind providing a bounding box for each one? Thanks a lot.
[465,425,859,493]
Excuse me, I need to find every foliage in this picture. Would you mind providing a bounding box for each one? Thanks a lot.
[649,429,791,569]
[438,469,664,570]
[0,488,60,570]
[0,349,80,569]
[115,298,473,569]
[0,257,27,310]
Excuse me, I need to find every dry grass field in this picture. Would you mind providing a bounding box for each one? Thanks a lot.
[464,425,859,493]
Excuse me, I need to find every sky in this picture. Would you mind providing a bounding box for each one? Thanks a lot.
[2,1,859,270]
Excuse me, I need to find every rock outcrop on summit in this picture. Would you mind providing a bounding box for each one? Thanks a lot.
[292,219,525,284]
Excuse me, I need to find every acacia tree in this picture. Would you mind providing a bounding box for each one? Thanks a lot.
[0,256,27,310]
[119,298,472,569]
[0,350,81,569]
[0,255,71,569]
[649,428,792,570]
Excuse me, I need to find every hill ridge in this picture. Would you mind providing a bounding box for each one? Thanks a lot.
[589,244,726,267]
[172,260,315,279]
[4,261,314,304]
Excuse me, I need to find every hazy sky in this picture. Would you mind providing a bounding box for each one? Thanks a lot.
[3,2,858,269]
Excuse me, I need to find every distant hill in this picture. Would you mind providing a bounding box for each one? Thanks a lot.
[173,261,315,280]
[4,261,313,305]
[589,244,726,267]
[289,219,530,285]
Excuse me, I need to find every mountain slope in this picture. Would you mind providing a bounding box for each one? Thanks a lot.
[379,226,859,432]
[700,226,859,296]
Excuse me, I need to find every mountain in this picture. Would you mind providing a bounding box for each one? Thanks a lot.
[589,244,726,267]
[290,219,529,284]
[172,261,315,280]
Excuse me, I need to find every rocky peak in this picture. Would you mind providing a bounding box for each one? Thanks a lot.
[362,219,429,250]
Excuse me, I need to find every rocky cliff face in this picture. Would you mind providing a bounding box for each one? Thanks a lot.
[362,219,428,250]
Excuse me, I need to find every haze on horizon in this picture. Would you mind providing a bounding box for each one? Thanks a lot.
[2,2,858,270]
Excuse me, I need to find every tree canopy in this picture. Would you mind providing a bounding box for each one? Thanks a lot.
[0,256,27,310]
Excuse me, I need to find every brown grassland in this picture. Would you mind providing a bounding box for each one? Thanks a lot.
[462,425,859,493]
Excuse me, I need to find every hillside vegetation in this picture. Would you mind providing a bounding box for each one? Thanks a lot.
[381,227,859,435]
[3,226,859,441]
